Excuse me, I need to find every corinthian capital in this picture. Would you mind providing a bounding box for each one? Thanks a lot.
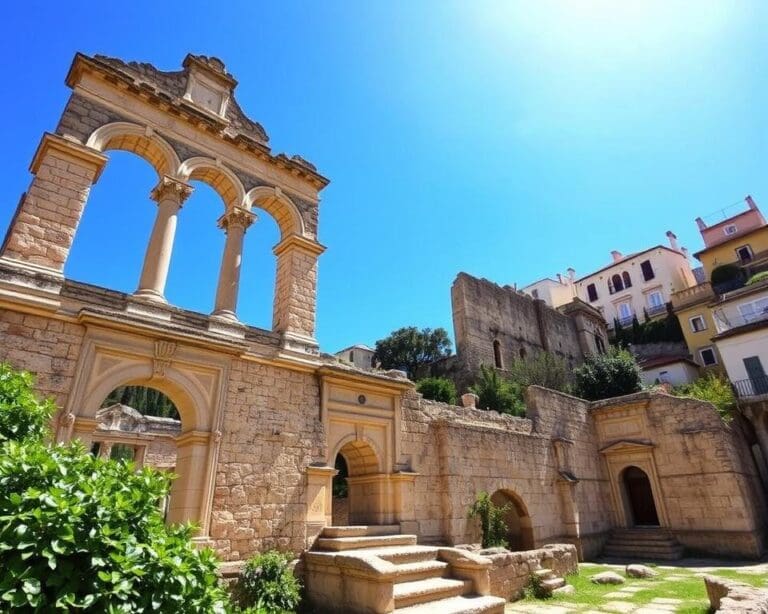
[150,176,194,205]
[217,207,257,232]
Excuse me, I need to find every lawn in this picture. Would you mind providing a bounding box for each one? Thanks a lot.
[511,562,768,613]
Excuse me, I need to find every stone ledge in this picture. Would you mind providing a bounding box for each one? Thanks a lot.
[705,575,768,612]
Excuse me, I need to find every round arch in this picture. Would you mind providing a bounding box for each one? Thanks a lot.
[177,157,246,211]
[245,186,305,239]
[491,488,535,551]
[86,122,180,178]
[620,465,660,527]
[330,434,383,476]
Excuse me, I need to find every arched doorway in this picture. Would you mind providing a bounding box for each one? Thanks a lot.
[490,489,535,551]
[621,466,660,526]
[332,439,382,525]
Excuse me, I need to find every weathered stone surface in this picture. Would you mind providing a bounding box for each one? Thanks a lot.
[552,585,575,596]
[591,571,625,585]
[626,564,659,579]
[705,575,768,613]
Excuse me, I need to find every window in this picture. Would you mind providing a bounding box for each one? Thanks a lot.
[493,339,503,369]
[622,271,632,288]
[724,224,738,236]
[587,283,598,302]
[640,260,655,281]
[609,274,624,294]
[699,347,717,366]
[519,347,527,359]
[618,302,632,321]
[738,297,768,323]
[647,291,664,309]
[736,245,753,262]
[689,315,707,332]
[531,289,539,299]
[349,351,355,362]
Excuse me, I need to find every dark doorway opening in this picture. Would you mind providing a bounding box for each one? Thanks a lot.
[622,466,660,526]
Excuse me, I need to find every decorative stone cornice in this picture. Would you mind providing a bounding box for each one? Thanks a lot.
[150,176,194,205]
[273,234,326,258]
[31,133,108,182]
[217,207,256,231]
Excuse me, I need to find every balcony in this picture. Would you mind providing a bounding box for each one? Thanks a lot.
[671,283,715,311]
[617,313,636,327]
[713,310,768,334]
[645,303,667,317]
[732,376,768,399]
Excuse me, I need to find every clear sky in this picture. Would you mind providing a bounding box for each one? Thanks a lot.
[1,1,767,353]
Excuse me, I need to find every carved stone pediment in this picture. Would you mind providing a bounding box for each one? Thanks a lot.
[599,439,655,455]
[96,403,148,433]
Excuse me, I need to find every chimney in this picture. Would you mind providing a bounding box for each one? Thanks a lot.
[611,250,623,262]
[696,217,707,231]
[666,230,679,251]
[567,267,576,281]
[556,273,564,284]
[746,195,758,211]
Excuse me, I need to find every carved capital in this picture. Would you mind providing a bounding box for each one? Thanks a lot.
[150,176,194,206]
[153,340,178,377]
[217,207,257,232]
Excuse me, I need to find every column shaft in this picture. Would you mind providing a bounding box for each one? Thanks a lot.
[212,207,256,320]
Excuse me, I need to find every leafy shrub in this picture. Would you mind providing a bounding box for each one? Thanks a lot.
[470,365,526,416]
[237,551,301,613]
[0,363,230,613]
[747,271,768,286]
[711,263,744,286]
[0,363,56,443]
[416,377,458,404]
[573,347,642,401]
[468,492,509,549]
[507,352,571,393]
[672,374,736,420]
[525,572,550,599]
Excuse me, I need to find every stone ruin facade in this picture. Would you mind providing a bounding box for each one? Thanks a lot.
[0,53,766,584]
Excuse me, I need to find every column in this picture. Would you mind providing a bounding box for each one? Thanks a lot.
[134,176,193,302]
[212,207,256,320]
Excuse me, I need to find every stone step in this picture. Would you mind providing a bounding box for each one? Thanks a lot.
[320,525,401,538]
[394,594,506,614]
[395,560,450,583]
[315,534,418,551]
[602,546,684,561]
[367,545,441,564]
[541,577,566,592]
[394,578,472,609]
[609,530,675,541]
[534,568,555,579]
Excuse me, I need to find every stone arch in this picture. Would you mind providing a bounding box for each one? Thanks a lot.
[620,465,660,527]
[177,157,246,211]
[491,489,535,551]
[86,122,180,178]
[331,434,383,477]
[331,436,384,525]
[245,186,305,239]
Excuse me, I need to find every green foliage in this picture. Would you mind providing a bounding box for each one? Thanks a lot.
[373,326,452,379]
[102,385,180,420]
[332,454,348,499]
[237,551,301,613]
[0,363,230,612]
[672,374,736,420]
[525,572,550,599]
[711,263,744,286]
[470,365,526,416]
[573,347,642,401]
[467,492,509,549]
[416,377,458,404]
[611,308,684,346]
[747,271,768,286]
[0,363,56,444]
[507,352,571,393]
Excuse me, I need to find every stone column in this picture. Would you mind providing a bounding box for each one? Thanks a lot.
[134,176,193,302]
[212,207,256,320]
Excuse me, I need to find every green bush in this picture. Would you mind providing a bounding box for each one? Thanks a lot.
[573,348,642,401]
[747,271,768,286]
[711,263,744,286]
[237,551,301,613]
[0,364,231,613]
[0,363,56,443]
[672,374,736,420]
[468,492,509,549]
[416,377,458,404]
[470,365,526,416]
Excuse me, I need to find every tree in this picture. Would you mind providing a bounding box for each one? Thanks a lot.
[416,377,458,404]
[0,364,230,612]
[373,326,452,379]
[672,374,736,420]
[573,347,642,401]
[470,365,526,416]
[468,492,509,549]
[507,351,571,393]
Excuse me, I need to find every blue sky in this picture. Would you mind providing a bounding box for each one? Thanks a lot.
[1,1,767,352]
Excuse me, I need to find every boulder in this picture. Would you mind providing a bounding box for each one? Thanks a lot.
[591,571,625,585]
[553,585,576,596]
[626,564,658,579]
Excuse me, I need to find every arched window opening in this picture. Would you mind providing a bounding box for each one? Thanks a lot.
[490,489,534,551]
[519,347,527,360]
[493,339,504,369]
[622,272,632,288]
[65,151,158,291]
[609,274,624,294]
[165,180,226,314]
[238,210,280,330]
[621,466,660,527]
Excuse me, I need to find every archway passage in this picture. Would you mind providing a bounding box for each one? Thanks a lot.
[622,466,660,527]
[491,489,534,551]
[333,439,382,525]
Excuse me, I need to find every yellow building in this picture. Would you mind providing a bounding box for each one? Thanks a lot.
[672,197,768,369]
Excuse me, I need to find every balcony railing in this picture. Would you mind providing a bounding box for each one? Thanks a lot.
[646,303,667,317]
[617,313,636,327]
[714,309,768,333]
[732,376,768,399]
[671,283,715,310]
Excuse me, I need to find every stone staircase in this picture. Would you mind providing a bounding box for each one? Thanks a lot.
[602,528,684,561]
[533,567,567,596]
[304,526,506,613]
